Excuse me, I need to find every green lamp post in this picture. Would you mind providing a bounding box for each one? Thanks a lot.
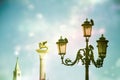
[56,19,109,80]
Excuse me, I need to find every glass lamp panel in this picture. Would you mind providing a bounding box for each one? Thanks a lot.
[102,42,107,53]
[83,25,92,37]
[57,44,60,54]
[83,26,92,37]
[57,43,66,55]
[98,42,107,58]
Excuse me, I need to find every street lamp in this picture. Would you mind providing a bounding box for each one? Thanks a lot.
[82,18,93,37]
[56,19,109,80]
[56,36,68,55]
[97,34,108,60]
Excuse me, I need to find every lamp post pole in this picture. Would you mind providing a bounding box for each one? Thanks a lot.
[56,19,109,80]
[85,38,89,80]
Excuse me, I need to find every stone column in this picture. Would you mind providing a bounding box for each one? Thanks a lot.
[40,55,46,80]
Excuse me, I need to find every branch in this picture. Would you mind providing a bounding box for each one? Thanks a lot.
[61,49,85,66]
[89,45,103,68]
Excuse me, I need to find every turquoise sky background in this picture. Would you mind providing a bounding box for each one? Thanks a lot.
[0,0,120,80]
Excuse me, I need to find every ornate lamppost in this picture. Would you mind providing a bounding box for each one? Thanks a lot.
[36,41,48,80]
[56,19,109,80]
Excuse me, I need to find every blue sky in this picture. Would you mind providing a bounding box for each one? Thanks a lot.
[0,0,120,80]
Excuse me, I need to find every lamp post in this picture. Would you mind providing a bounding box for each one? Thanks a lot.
[36,41,48,80]
[56,19,109,80]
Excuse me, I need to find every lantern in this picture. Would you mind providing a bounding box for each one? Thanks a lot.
[56,36,68,55]
[97,34,109,59]
[81,19,93,37]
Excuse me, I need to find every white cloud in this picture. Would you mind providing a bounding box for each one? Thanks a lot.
[36,13,43,19]
[67,0,96,27]
[18,14,48,35]
[99,28,105,34]
[29,32,35,37]
[24,43,37,52]
[89,0,104,5]
[14,45,21,56]
[22,0,30,5]
[77,0,106,6]
[70,7,86,21]
[116,58,120,67]
[92,28,106,36]
[117,77,120,80]
[111,4,120,11]
[68,6,81,26]
[59,24,67,32]
[89,70,99,80]
[28,4,34,10]
[103,70,109,75]
[22,75,31,80]
[14,51,19,56]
